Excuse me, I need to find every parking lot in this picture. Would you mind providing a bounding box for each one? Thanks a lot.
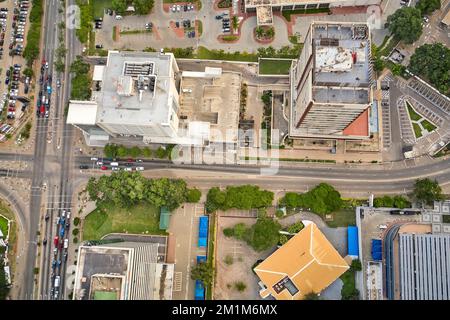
[408,78,450,116]
[396,96,416,144]
[214,216,271,300]
[380,79,392,149]
[0,0,32,142]
[168,203,206,300]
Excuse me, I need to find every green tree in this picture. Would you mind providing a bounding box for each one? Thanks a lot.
[117,146,129,157]
[206,187,226,212]
[408,43,450,94]
[142,147,152,158]
[244,218,281,251]
[232,15,239,30]
[286,221,304,234]
[187,188,201,203]
[412,178,444,205]
[104,144,119,158]
[387,7,423,44]
[416,0,440,15]
[129,146,142,158]
[255,27,264,39]
[112,0,127,15]
[351,259,362,271]
[190,262,214,286]
[134,0,155,15]
[279,234,289,245]
[234,281,246,292]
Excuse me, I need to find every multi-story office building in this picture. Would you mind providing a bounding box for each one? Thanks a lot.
[289,22,375,140]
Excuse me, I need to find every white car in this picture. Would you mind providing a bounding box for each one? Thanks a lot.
[62,209,66,218]
[63,239,69,249]
[136,166,144,171]
[124,167,132,171]
[171,5,176,12]
[90,157,98,161]
[96,161,103,165]
[66,211,71,220]
[378,224,388,230]
[176,5,181,11]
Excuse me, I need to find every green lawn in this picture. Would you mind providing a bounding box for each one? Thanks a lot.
[406,102,421,121]
[206,212,216,300]
[0,215,8,239]
[91,0,112,19]
[340,269,357,300]
[421,119,436,132]
[82,203,166,240]
[325,208,356,228]
[195,46,258,62]
[412,122,423,138]
[259,59,292,75]
[197,20,203,37]
[282,8,330,22]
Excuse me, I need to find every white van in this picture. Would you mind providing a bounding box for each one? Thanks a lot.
[110,162,119,166]
[54,276,60,288]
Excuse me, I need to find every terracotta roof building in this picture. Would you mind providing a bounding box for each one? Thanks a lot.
[254,222,349,300]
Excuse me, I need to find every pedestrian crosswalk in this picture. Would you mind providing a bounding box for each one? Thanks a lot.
[173,272,182,292]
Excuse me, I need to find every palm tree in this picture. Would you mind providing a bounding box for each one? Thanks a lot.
[266,27,275,39]
[232,15,239,30]
[255,27,264,39]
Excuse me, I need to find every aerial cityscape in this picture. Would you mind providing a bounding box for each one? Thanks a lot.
[0,0,449,304]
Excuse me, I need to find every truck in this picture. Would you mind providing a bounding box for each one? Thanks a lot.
[198,216,209,248]
[194,280,205,300]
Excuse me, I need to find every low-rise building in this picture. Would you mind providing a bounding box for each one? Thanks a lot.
[73,241,174,300]
[254,221,349,300]
[67,51,241,148]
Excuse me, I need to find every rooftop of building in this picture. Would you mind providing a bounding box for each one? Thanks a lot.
[95,51,178,126]
[179,70,241,143]
[256,6,274,25]
[74,241,173,300]
[311,22,372,90]
[254,221,349,300]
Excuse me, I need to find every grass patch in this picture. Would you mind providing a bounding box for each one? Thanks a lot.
[112,26,118,41]
[325,208,356,228]
[0,215,8,239]
[164,0,202,9]
[82,202,166,240]
[196,46,258,62]
[443,215,450,223]
[282,8,330,22]
[221,35,239,42]
[406,101,421,121]
[197,20,203,37]
[120,29,152,35]
[412,122,423,138]
[288,35,298,44]
[206,212,216,300]
[91,0,111,19]
[340,268,358,300]
[421,119,436,132]
[259,59,292,75]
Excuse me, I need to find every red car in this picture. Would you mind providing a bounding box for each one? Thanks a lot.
[127,158,134,162]
[100,165,108,170]
[53,236,59,247]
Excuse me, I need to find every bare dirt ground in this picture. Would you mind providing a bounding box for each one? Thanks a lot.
[214,215,274,300]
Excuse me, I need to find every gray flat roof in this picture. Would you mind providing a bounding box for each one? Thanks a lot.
[312,23,372,95]
[96,51,175,126]
[399,233,450,300]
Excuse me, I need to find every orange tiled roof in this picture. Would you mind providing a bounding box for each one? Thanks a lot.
[254,222,349,300]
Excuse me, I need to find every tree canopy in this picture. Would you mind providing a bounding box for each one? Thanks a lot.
[279,183,343,215]
[190,262,214,286]
[373,195,411,209]
[408,43,450,95]
[205,185,274,213]
[416,0,441,15]
[412,178,444,206]
[387,7,423,44]
[224,218,281,252]
[86,172,189,210]
[112,0,127,15]
[134,0,155,15]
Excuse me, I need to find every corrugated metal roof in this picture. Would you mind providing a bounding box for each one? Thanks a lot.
[348,226,359,257]
[399,234,450,300]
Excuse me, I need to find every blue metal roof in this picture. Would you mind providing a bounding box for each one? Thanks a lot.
[371,239,382,261]
[348,226,359,257]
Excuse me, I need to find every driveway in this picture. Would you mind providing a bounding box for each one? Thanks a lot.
[278,211,348,257]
